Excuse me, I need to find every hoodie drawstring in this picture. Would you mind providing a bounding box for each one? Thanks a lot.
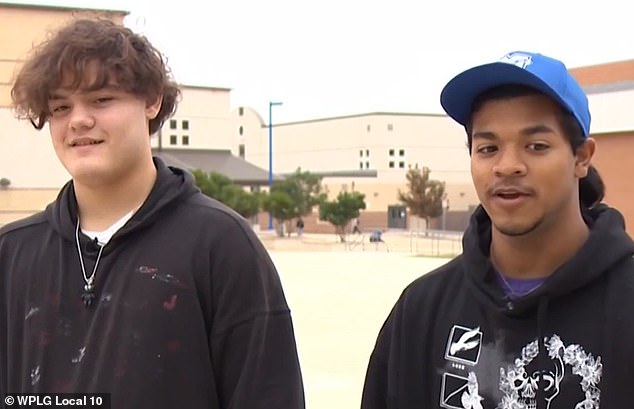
[536,296,548,409]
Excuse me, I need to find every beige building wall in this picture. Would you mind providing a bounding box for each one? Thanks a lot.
[0,188,59,225]
[234,112,478,212]
[230,106,267,159]
[321,179,476,214]
[151,85,234,151]
[587,89,634,134]
[0,109,69,188]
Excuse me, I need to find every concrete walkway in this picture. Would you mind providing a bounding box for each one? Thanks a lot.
[271,251,450,409]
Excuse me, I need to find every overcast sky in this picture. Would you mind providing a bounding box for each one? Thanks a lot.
[6,0,634,123]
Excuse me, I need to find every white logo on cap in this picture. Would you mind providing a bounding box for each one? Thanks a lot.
[499,52,533,69]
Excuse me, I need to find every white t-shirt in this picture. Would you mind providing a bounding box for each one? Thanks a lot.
[82,210,135,246]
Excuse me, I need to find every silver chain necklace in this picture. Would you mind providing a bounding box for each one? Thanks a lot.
[75,219,105,307]
[495,269,543,298]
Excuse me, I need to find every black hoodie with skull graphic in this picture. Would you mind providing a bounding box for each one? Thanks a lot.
[361,204,634,409]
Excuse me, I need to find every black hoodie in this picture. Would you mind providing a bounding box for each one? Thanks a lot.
[362,204,634,409]
[0,158,304,409]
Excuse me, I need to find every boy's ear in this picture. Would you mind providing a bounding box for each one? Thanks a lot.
[574,138,595,178]
[146,96,163,120]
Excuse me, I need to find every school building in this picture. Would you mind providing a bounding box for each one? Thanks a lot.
[0,2,632,237]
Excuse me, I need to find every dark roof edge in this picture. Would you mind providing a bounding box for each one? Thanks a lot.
[0,2,129,14]
[282,170,378,178]
[180,84,232,92]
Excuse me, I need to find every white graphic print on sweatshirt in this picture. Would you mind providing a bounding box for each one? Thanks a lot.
[439,326,602,409]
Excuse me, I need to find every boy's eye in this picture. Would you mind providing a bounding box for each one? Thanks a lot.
[528,143,549,151]
[95,97,113,104]
[50,105,69,114]
[475,145,497,154]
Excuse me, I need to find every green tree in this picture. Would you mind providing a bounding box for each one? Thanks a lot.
[261,191,296,236]
[192,169,232,199]
[263,169,325,236]
[274,169,325,216]
[398,167,445,230]
[192,169,261,219]
[221,185,261,219]
[319,191,366,242]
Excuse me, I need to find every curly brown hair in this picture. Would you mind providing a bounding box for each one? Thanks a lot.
[11,18,180,135]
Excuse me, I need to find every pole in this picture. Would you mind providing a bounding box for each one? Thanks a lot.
[441,198,449,231]
[268,103,273,230]
[268,101,283,230]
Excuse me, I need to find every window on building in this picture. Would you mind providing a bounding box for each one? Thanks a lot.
[239,126,244,136]
[399,149,405,156]
[366,149,370,157]
[182,120,189,130]
[359,162,363,169]
[169,120,177,129]
[239,144,245,158]
[359,150,363,157]
[387,124,393,131]
[399,161,405,168]
[182,135,189,145]
[169,135,177,145]
[367,124,371,132]
[365,161,370,169]
[389,161,395,168]
[389,149,395,156]
[239,107,244,116]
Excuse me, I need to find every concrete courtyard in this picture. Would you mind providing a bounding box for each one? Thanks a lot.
[269,250,450,409]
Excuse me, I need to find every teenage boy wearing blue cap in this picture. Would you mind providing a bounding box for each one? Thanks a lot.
[361,51,634,408]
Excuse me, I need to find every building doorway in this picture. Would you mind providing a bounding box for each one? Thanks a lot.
[387,205,407,229]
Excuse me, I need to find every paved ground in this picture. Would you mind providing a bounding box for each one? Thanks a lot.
[269,250,450,409]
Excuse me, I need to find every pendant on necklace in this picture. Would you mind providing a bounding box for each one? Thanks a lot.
[75,218,104,309]
[82,283,95,307]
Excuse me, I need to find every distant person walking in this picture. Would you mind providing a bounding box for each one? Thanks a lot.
[296,218,305,237]
[352,217,361,234]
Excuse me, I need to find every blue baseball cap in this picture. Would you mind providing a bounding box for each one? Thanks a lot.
[440,51,591,137]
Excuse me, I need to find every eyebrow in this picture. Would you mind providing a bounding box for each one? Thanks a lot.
[48,84,121,100]
[472,124,556,141]
[48,91,68,101]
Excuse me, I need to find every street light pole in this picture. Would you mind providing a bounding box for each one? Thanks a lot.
[441,198,449,231]
[268,101,283,230]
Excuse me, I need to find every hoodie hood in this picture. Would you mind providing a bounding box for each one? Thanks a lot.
[462,204,634,315]
[45,157,200,245]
